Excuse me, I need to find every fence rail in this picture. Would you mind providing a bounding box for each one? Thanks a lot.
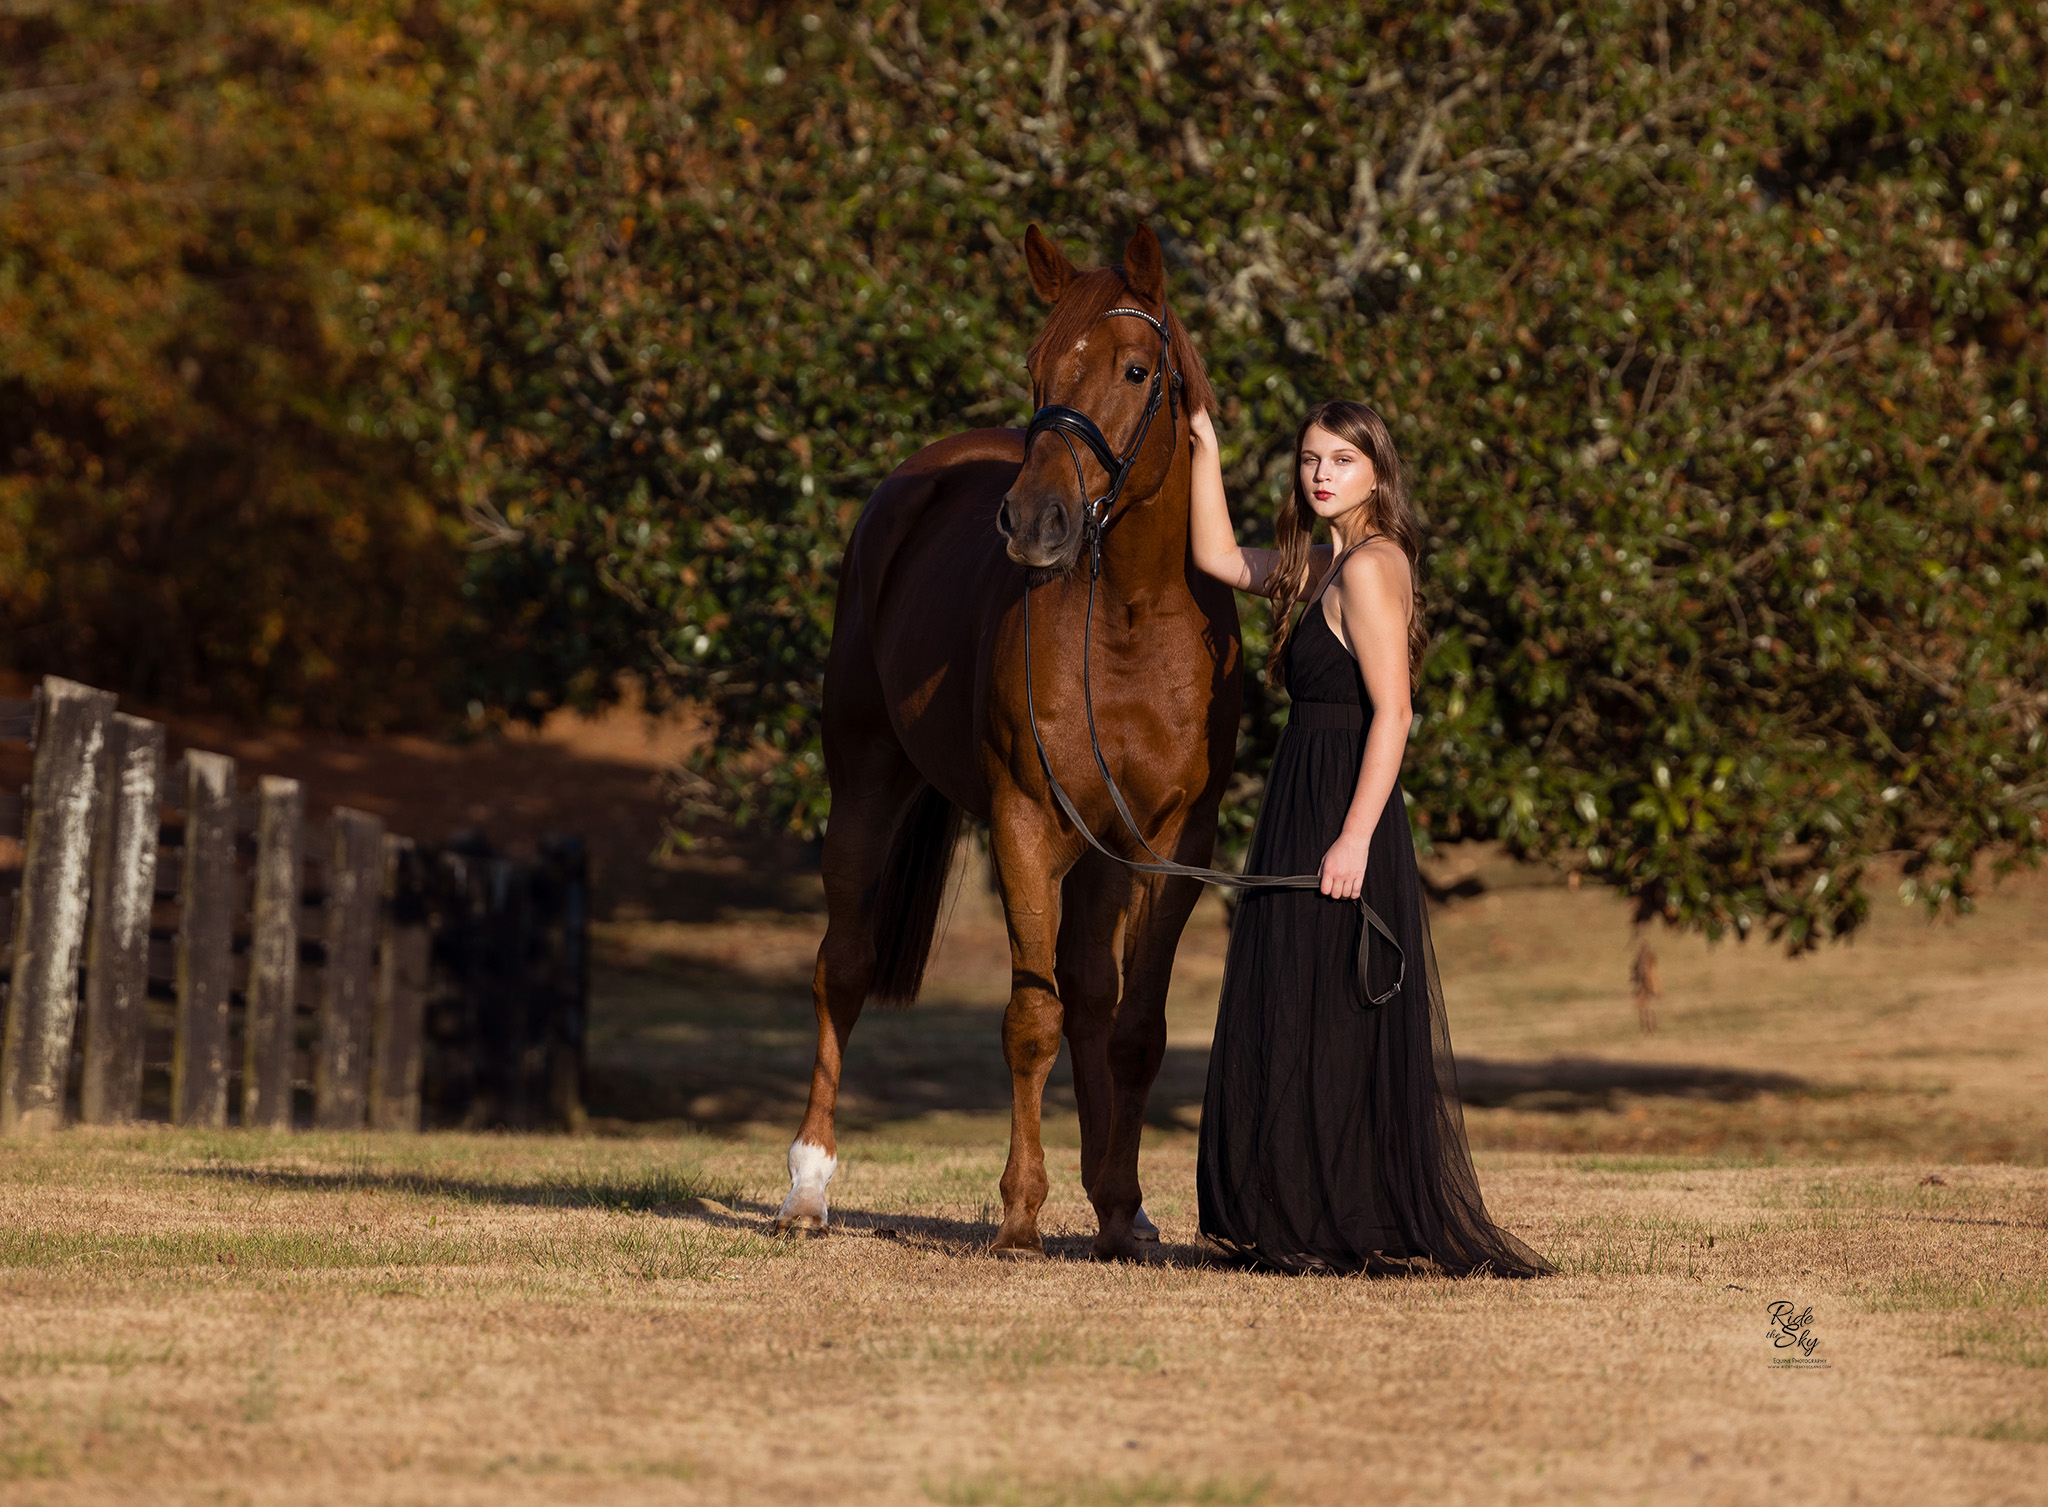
[0,676,587,1135]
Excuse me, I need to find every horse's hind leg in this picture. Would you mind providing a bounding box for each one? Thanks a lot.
[774,746,922,1234]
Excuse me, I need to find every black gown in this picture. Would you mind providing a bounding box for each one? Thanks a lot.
[1197,598,1556,1279]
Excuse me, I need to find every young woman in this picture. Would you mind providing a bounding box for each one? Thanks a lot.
[1187,399,1554,1279]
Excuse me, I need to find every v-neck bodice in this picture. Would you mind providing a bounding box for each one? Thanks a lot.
[1285,598,1370,710]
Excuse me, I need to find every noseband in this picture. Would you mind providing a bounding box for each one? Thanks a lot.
[1016,304,1407,1009]
[1022,306,1181,581]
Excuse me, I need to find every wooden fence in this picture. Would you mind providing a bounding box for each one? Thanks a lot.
[0,676,587,1135]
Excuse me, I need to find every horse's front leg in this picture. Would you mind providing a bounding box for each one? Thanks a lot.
[1055,850,1123,1201]
[987,803,1076,1257]
[1088,871,1204,1261]
[1055,856,1161,1244]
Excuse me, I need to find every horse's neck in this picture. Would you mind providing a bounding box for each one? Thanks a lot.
[1095,462,1193,606]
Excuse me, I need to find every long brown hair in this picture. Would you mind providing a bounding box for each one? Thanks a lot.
[1266,399,1427,689]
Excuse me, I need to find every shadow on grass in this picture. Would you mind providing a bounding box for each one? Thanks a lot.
[190,1153,1253,1270]
[695,1200,1240,1270]
[1454,1057,1814,1111]
[176,1156,1587,1273]
[182,1163,745,1211]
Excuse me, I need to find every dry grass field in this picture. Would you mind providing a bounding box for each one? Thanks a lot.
[2,843,2045,1504]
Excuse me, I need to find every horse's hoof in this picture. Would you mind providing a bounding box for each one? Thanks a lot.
[774,1138,836,1236]
[1132,1206,1161,1243]
[1090,1231,1144,1263]
[990,1222,1045,1259]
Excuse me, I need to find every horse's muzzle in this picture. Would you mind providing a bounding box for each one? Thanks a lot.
[997,492,1077,570]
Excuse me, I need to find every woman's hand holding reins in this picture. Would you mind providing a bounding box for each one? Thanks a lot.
[1318,826,1370,901]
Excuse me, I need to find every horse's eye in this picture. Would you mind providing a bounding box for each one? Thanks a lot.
[1125,364,1148,384]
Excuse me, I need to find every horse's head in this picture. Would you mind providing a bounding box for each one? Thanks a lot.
[1000,225,1204,577]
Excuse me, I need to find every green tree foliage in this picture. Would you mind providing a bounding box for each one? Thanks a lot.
[13,1,2043,950]
[384,1,2048,948]
[0,1,466,727]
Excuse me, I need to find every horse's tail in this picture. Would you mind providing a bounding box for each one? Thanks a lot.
[869,783,964,1008]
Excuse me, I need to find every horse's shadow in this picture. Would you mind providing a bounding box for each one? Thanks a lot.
[661,1195,1231,1267]
[180,1164,1229,1266]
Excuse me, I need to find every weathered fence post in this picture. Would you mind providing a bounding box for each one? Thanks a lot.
[370,835,428,1132]
[0,677,115,1134]
[316,808,383,1129]
[172,751,236,1128]
[79,713,165,1125]
[541,835,589,1131]
[417,845,478,1128]
[481,855,538,1128]
[242,776,302,1130]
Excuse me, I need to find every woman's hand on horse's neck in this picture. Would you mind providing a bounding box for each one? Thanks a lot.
[1187,407,1327,600]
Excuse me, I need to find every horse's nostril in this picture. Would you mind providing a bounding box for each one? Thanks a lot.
[996,498,1015,537]
[1043,503,1066,541]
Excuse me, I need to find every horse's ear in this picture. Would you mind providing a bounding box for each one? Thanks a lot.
[1123,224,1164,303]
[1024,224,1075,303]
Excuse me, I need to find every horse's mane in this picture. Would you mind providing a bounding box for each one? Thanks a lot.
[1025,265,1216,417]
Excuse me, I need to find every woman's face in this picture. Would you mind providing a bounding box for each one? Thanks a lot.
[1297,423,1379,524]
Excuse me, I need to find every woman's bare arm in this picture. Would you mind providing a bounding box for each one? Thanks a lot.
[1187,409,1330,598]
[1313,543,1416,900]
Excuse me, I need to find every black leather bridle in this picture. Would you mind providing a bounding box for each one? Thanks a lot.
[1022,305,1179,582]
[1017,303,1407,1009]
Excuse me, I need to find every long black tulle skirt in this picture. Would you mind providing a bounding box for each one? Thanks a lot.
[1196,710,1556,1279]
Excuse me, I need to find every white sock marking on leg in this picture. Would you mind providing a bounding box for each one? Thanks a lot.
[777,1138,838,1227]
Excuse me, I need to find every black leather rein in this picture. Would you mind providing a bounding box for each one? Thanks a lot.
[1017,306,1407,1009]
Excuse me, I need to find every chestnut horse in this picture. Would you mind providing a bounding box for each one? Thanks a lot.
[773,224,1235,1259]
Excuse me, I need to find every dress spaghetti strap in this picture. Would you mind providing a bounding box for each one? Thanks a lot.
[1307,532,1387,612]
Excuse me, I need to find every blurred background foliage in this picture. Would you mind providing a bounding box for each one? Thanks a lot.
[0,1,468,728]
[5,0,2046,947]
